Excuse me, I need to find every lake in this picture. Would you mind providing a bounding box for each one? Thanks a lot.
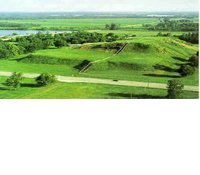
[0,30,73,37]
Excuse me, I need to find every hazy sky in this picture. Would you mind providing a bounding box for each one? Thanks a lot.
[0,0,199,12]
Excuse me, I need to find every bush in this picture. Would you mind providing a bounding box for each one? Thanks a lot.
[167,80,184,99]
[189,55,199,67]
[35,73,57,86]
[5,72,23,90]
[179,65,196,77]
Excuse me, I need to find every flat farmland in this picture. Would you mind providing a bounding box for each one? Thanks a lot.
[0,18,159,28]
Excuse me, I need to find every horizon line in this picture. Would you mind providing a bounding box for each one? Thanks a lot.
[0,11,199,13]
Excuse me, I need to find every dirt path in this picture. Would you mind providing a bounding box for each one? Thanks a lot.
[173,40,199,51]
[0,71,198,92]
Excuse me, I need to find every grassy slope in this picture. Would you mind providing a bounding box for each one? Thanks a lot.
[86,37,199,86]
[0,46,113,76]
[0,76,198,99]
[0,37,198,86]
[33,46,113,61]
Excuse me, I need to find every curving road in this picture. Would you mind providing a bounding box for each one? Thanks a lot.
[0,71,199,92]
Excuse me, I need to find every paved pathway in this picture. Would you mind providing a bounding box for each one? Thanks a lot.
[0,71,198,92]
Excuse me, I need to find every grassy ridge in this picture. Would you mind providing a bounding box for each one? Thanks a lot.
[89,37,196,70]
[33,47,113,61]
[85,37,198,86]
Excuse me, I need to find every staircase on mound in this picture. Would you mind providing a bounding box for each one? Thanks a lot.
[79,42,129,74]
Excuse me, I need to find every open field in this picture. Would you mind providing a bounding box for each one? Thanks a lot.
[0,17,198,30]
[88,30,198,37]
[0,76,198,99]
[0,18,160,29]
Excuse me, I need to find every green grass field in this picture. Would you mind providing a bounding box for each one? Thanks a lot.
[0,18,160,29]
[0,36,198,88]
[33,46,113,61]
[88,30,197,37]
[0,17,199,99]
[1,17,198,30]
[83,37,199,86]
[0,76,198,99]
[0,46,114,76]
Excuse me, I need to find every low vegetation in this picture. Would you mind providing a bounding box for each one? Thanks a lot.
[5,72,23,90]
[167,80,184,99]
[35,73,57,86]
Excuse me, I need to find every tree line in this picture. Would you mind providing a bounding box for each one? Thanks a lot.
[174,32,199,44]
[0,22,41,30]
[143,18,199,31]
[0,31,119,59]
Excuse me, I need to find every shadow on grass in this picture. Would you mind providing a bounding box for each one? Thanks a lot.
[21,84,41,88]
[107,93,166,99]
[172,57,189,62]
[0,87,10,90]
[74,60,90,71]
[143,74,181,78]
[174,63,189,66]
[153,64,179,73]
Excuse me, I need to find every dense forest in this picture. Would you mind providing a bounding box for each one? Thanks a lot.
[143,18,199,31]
[0,31,119,59]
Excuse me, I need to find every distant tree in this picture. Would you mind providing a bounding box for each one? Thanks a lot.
[35,73,57,86]
[179,65,196,77]
[71,39,79,44]
[105,24,110,29]
[157,32,162,36]
[166,33,171,37]
[110,23,120,30]
[54,39,67,48]
[6,44,19,57]
[167,80,184,99]
[0,49,10,59]
[189,55,199,67]
[12,33,18,36]
[5,72,23,90]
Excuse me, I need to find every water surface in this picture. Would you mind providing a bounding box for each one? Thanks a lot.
[0,30,73,37]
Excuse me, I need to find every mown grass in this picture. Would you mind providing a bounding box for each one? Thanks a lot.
[0,76,198,99]
[33,46,113,61]
[0,46,114,76]
[82,69,199,86]
[0,58,79,76]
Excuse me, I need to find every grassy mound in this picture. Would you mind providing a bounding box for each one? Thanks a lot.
[78,42,124,53]
[87,37,197,72]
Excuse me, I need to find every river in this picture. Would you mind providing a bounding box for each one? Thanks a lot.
[0,30,73,37]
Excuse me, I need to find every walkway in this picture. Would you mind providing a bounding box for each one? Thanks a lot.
[0,71,198,92]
